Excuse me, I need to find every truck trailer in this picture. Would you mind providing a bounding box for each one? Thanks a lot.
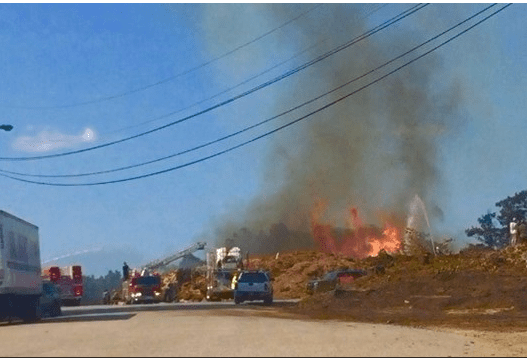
[0,210,42,322]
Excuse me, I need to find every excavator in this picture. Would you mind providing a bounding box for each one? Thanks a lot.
[118,242,206,304]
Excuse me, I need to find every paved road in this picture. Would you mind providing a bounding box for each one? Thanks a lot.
[0,301,524,356]
[60,299,296,315]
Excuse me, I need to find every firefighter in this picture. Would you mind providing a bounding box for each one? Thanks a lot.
[510,218,519,246]
[122,262,130,280]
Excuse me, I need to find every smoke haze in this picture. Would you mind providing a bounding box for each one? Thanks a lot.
[201,4,463,254]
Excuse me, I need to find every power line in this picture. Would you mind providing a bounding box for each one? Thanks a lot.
[0,4,498,180]
[1,4,323,110]
[0,4,427,162]
[0,4,511,187]
[107,40,321,137]
[107,4,389,136]
[0,4,423,161]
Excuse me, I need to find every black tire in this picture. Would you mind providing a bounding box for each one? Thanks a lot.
[22,298,41,323]
[234,297,242,305]
[264,296,273,305]
[50,301,62,317]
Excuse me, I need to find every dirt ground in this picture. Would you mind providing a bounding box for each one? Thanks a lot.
[171,242,527,333]
[4,309,520,357]
[278,244,527,332]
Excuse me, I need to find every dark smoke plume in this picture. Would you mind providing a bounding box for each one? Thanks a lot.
[201,4,462,254]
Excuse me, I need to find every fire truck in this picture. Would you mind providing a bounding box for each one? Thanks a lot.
[121,242,206,304]
[42,265,83,306]
[121,270,162,304]
[206,246,244,301]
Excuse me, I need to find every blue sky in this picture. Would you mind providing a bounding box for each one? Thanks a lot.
[0,3,525,276]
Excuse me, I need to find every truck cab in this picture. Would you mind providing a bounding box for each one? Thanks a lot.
[206,269,237,301]
[123,273,162,304]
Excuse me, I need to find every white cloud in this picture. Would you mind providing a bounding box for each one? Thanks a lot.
[12,127,97,152]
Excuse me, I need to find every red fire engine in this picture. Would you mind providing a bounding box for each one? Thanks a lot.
[122,270,163,304]
[42,265,83,306]
[118,242,206,304]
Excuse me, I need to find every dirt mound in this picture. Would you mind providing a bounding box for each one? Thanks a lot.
[160,268,206,302]
[246,250,360,298]
[178,274,207,301]
[287,243,527,331]
[162,243,527,330]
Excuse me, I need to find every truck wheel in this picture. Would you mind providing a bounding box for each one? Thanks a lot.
[264,296,273,305]
[22,299,41,323]
[234,297,241,305]
[51,301,62,317]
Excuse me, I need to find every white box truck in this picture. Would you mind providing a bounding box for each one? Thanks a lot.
[0,210,42,322]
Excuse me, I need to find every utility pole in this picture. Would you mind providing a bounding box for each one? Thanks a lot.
[0,125,13,131]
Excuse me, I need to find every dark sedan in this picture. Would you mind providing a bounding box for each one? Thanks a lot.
[306,268,366,294]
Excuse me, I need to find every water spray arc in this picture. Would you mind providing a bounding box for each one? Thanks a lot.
[404,194,436,255]
[42,247,103,265]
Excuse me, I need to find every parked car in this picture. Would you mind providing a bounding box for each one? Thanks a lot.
[40,281,62,317]
[306,268,367,294]
[234,270,273,305]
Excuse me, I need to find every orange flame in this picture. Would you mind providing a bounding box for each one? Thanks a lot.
[310,198,338,254]
[366,224,402,257]
[310,201,402,258]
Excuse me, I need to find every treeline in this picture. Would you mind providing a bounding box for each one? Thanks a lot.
[466,190,527,248]
[82,270,122,305]
[219,222,316,255]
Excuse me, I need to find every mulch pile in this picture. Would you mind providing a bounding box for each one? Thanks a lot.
[163,243,527,331]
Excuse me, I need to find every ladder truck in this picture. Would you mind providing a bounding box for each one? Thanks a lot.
[142,242,206,272]
[120,242,206,304]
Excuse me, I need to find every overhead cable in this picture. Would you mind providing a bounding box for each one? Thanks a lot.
[0,4,511,186]
[2,4,323,110]
[0,3,427,162]
[107,4,388,136]
[0,4,497,180]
